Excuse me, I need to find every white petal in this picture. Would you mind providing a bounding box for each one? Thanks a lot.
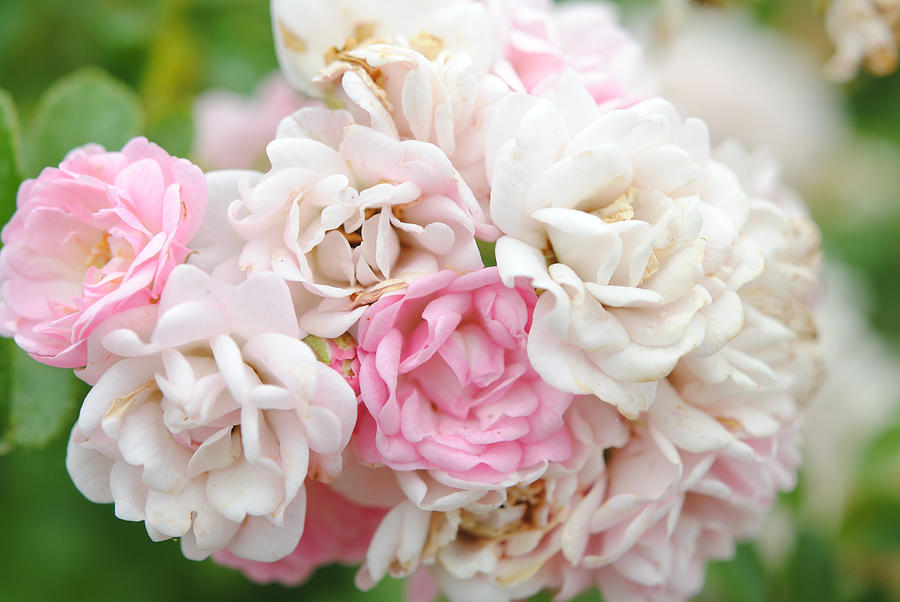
[242,333,317,402]
[66,428,114,503]
[527,145,630,214]
[206,455,284,523]
[118,402,191,493]
[226,490,307,562]
[268,409,310,508]
[144,479,205,538]
[109,461,147,521]
[186,426,240,479]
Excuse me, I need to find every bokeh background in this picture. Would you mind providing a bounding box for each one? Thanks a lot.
[1,0,899,600]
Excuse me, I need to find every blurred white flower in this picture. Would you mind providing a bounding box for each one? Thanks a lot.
[651,7,848,189]
[487,0,653,104]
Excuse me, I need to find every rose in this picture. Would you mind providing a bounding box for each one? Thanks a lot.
[356,267,575,487]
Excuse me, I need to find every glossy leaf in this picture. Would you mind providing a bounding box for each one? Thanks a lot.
[2,343,83,451]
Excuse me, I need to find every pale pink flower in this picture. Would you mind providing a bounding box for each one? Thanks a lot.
[66,265,358,562]
[556,384,736,574]
[549,382,801,601]
[672,140,822,408]
[488,75,759,419]
[0,137,207,368]
[490,0,651,105]
[229,108,488,337]
[212,481,387,585]
[583,422,800,602]
[193,73,316,171]
[355,267,575,487]
[585,507,736,602]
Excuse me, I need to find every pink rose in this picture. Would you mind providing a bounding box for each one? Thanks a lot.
[0,137,207,368]
[495,0,650,105]
[356,267,575,486]
[192,73,316,170]
[212,481,387,585]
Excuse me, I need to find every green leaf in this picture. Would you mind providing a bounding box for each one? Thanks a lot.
[28,67,144,174]
[0,88,23,225]
[477,239,497,268]
[2,343,82,451]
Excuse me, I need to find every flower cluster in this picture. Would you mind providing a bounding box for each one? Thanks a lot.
[0,1,824,601]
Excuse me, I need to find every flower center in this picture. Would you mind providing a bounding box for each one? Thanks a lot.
[85,234,113,270]
[459,481,549,540]
[323,22,378,64]
[409,31,445,60]
[591,188,636,223]
[338,226,364,247]
[338,208,381,248]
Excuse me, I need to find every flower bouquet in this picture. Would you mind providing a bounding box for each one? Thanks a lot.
[0,1,824,601]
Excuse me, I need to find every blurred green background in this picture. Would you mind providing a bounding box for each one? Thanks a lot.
[1,0,900,601]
